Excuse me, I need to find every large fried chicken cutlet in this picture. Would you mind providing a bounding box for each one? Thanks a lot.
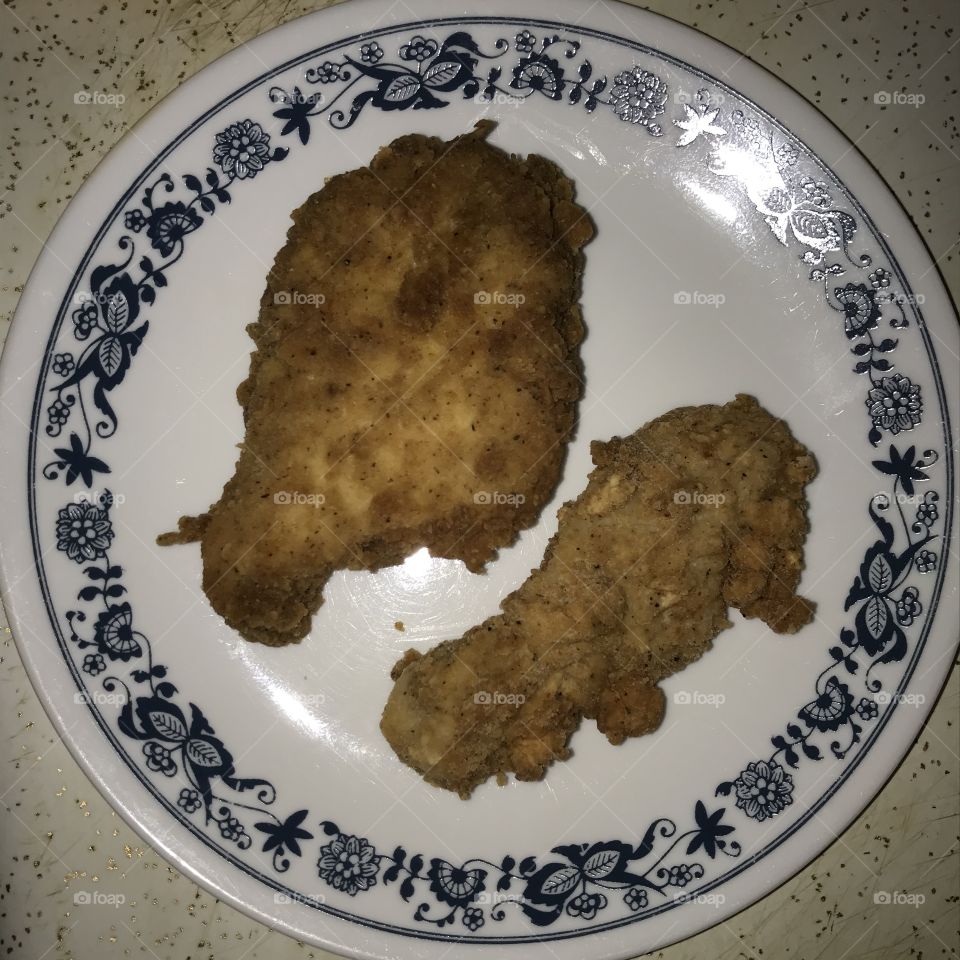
[158,122,593,645]
[381,395,817,797]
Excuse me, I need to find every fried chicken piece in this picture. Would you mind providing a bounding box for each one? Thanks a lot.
[158,122,593,645]
[381,395,817,797]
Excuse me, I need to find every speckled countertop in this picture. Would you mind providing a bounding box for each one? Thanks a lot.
[1,1,957,958]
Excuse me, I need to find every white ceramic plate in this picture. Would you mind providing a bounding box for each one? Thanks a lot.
[1,1,957,957]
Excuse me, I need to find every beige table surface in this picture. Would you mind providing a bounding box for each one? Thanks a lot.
[1,1,957,958]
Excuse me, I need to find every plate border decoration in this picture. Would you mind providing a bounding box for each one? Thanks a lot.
[22,16,953,944]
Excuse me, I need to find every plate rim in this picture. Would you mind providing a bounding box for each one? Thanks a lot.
[1,1,957,957]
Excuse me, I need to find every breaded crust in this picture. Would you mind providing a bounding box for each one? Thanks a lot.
[159,122,594,645]
[381,395,818,797]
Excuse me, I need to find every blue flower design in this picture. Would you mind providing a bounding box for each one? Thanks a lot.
[35,26,945,933]
[213,120,272,179]
[360,42,383,63]
[856,697,879,721]
[799,177,831,208]
[511,54,564,100]
[72,299,98,339]
[145,201,203,257]
[916,500,938,527]
[835,282,881,339]
[566,892,607,920]
[312,60,342,83]
[55,502,114,562]
[610,66,668,133]
[93,603,142,662]
[255,809,312,871]
[47,398,70,426]
[399,35,438,62]
[872,444,929,495]
[177,788,202,813]
[775,142,799,167]
[427,859,486,908]
[799,676,854,732]
[867,375,922,435]
[143,741,176,776]
[895,586,922,625]
[218,815,246,842]
[123,209,146,232]
[52,353,75,377]
[318,834,379,896]
[624,886,648,911]
[733,760,793,821]
[81,652,106,676]
[515,30,536,53]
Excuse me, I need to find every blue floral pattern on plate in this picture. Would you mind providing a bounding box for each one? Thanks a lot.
[32,19,947,939]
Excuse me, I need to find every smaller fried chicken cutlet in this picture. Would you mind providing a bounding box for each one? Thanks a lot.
[381,395,817,797]
[159,122,593,646]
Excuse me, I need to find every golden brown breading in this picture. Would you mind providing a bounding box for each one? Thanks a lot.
[158,122,593,645]
[381,395,817,797]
